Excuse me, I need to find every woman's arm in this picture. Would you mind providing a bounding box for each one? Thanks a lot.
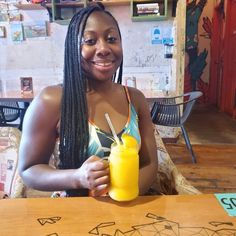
[18,86,109,193]
[129,87,158,195]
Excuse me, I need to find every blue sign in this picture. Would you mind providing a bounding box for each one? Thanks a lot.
[163,37,174,45]
[151,27,162,44]
[215,193,236,216]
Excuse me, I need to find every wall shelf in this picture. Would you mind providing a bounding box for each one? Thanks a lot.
[14,0,172,24]
[45,2,84,8]
[131,0,168,22]
[98,0,130,6]
[14,3,45,10]
[49,0,130,23]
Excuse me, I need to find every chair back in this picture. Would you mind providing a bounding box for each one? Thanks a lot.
[151,97,181,126]
[151,91,203,127]
[181,91,203,124]
[0,102,26,130]
[0,102,20,122]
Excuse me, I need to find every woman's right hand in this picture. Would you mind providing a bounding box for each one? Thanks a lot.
[75,155,110,196]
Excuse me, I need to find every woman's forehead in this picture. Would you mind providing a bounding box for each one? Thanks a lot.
[84,11,118,32]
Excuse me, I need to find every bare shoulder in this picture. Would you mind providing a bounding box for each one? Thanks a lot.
[25,85,62,128]
[126,86,147,111]
[36,85,62,106]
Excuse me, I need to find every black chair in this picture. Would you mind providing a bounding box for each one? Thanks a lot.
[151,91,203,163]
[0,102,27,130]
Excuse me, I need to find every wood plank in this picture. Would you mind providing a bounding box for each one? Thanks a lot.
[165,143,236,194]
[176,164,236,193]
[166,143,236,165]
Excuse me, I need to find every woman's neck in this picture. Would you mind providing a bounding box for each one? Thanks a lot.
[87,79,116,94]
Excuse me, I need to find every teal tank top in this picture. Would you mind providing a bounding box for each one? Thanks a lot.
[87,86,141,158]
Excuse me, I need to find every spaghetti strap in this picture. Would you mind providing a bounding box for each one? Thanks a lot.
[124,86,131,104]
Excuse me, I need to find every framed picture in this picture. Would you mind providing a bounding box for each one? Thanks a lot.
[10,23,23,42]
[23,21,47,39]
[0,26,6,38]
[20,77,33,94]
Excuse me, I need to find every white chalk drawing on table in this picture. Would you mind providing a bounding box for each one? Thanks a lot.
[88,213,236,235]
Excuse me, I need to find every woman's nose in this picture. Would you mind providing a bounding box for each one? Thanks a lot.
[96,40,111,56]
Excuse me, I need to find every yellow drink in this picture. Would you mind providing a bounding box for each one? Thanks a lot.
[108,134,139,201]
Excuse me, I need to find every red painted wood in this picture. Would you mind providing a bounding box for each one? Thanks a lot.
[209,2,224,106]
[211,0,236,118]
[221,0,236,117]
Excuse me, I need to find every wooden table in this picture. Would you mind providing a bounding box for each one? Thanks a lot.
[0,89,166,103]
[141,89,175,105]
[0,194,235,235]
[0,90,34,103]
[142,89,165,103]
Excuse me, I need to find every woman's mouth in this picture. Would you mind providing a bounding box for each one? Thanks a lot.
[92,61,113,67]
[91,61,115,71]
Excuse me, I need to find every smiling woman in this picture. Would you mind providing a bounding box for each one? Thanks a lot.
[81,11,123,82]
[18,3,158,198]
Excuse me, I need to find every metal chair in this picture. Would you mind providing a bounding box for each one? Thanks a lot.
[0,102,27,130]
[151,91,203,163]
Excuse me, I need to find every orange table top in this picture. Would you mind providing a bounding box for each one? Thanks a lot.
[0,194,235,235]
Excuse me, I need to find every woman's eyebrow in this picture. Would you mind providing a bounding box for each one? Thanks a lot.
[84,27,118,33]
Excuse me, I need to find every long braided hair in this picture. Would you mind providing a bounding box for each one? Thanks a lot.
[59,4,123,183]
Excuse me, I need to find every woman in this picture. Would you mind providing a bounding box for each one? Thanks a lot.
[19,3,158,197]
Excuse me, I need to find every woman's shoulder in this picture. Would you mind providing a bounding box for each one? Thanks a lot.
[39,84,62,97]
[124,86,148,114]
[29,85,62,119]
[24,85,62,131]
[126,86,145,97]
[125,86,146,102]
[36,84,62,106]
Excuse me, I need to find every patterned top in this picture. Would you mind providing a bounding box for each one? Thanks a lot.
[87,86,141,158]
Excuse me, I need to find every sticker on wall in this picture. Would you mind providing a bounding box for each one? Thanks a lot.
[0,26,6,38]
[151,27,162,44]
[10,22,23,42]
[162,27,174,45]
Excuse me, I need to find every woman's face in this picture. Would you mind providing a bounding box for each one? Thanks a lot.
[81,11,123,82]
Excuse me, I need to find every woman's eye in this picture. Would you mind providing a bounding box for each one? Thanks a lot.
[107,36,118,43]
[82,38,96,45]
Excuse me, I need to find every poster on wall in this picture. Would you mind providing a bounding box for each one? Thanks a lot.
[23,21,47,39]
[10,22,23,42]
[20,77,33,94]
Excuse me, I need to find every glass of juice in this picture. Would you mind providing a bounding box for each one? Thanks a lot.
[108,134,139,201]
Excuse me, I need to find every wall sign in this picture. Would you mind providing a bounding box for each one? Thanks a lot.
[151,27,162,44]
